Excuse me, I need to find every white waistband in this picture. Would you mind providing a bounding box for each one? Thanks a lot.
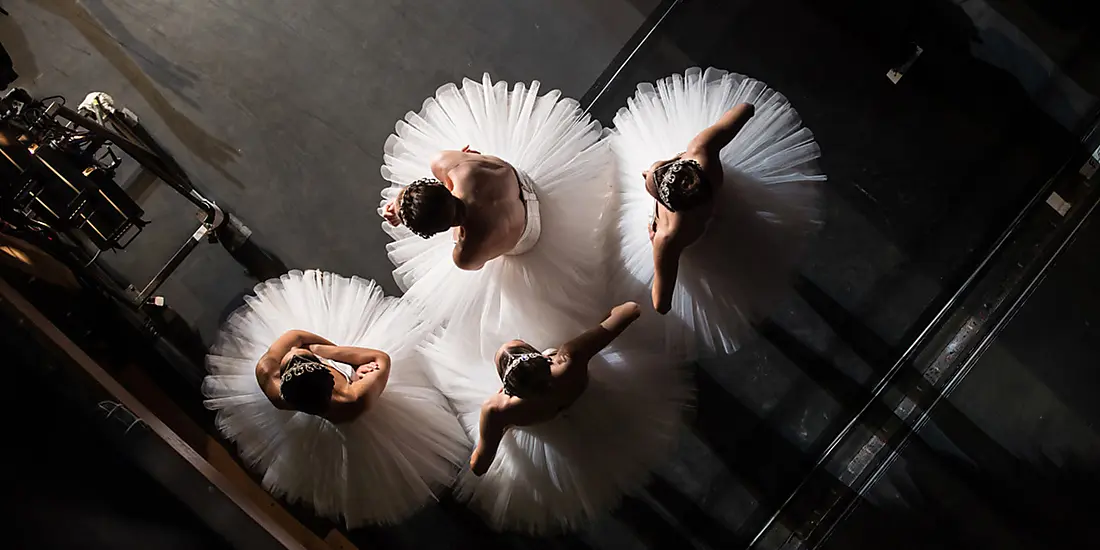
[319,356,354,382]
[505,169,541,256]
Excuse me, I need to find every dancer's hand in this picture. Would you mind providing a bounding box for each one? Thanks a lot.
[648,219,657,241]
[381,199,401,226]
[461,145,480,155]
[610,301,641,321]
[356,362,381,379]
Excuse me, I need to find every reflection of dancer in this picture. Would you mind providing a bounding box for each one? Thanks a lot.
[611,67,826,359]
[378,74,613,339]
[203,270,468,526]
[420,303,691,533]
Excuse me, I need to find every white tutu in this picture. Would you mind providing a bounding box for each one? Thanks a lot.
[418,322,692,533]
[609,67,826,359]
[379,74,614,343]
[202,270,469,527]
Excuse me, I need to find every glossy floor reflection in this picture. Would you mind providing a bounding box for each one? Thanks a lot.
[827,211,1100,550]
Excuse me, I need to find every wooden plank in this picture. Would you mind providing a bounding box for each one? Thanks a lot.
[324,529,358,550]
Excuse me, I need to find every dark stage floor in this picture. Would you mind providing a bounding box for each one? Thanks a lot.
[3,0,1098,548]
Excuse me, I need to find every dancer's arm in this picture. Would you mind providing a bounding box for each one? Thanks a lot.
[256,330,335,408]
[558,301,642,362]
[686,103,755,158]
[452,226,488,271]
[308,344,390,370]
[651,234,682,314]
[309,345,392,410]
[471,391,563,475]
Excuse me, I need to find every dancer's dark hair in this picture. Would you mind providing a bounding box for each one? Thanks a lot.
[279,353,335,415]
[654,159,712,211]
[399,178,455,239]
[496,343,553,398]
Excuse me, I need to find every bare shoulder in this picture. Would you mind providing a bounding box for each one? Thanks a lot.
[556,354,589,392]
[483,391,518,415]
[448,161,478,184]
[549,349,580,373]
[256,352,280,379]
[681,149,723,184]
[654,225,689,255]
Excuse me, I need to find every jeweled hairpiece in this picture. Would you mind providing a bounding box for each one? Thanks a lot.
[505,352,543,375]
[655,158,704,212]
[501,352,552,397]
[399,178,447,239]
[280,354,327,384]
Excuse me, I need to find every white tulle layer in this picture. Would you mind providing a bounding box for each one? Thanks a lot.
[419,322,692,534]
[379,74,614,344]
[202,270,468,527]
[610,67,826,360]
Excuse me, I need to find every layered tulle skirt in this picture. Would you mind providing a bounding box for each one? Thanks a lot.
[609,67,827,360]
[202,270,469,527]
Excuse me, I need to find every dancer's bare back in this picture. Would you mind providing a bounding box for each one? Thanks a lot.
[431,149,526,270]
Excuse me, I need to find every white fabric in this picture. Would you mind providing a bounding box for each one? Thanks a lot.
[317,356,354,382]
[418,322,692,534]
[505,169,541,256]
[379,73,614,345]
[202,270,469,527]
[609,67,827,360]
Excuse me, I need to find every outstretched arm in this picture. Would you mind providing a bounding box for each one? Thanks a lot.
[470,391,563,475]
[558,301,642,363]
[651,234,681,314]
[256,330,335,408]
[686,103,755,158]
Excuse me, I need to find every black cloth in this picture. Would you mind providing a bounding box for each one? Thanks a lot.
[0,41,16,89]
